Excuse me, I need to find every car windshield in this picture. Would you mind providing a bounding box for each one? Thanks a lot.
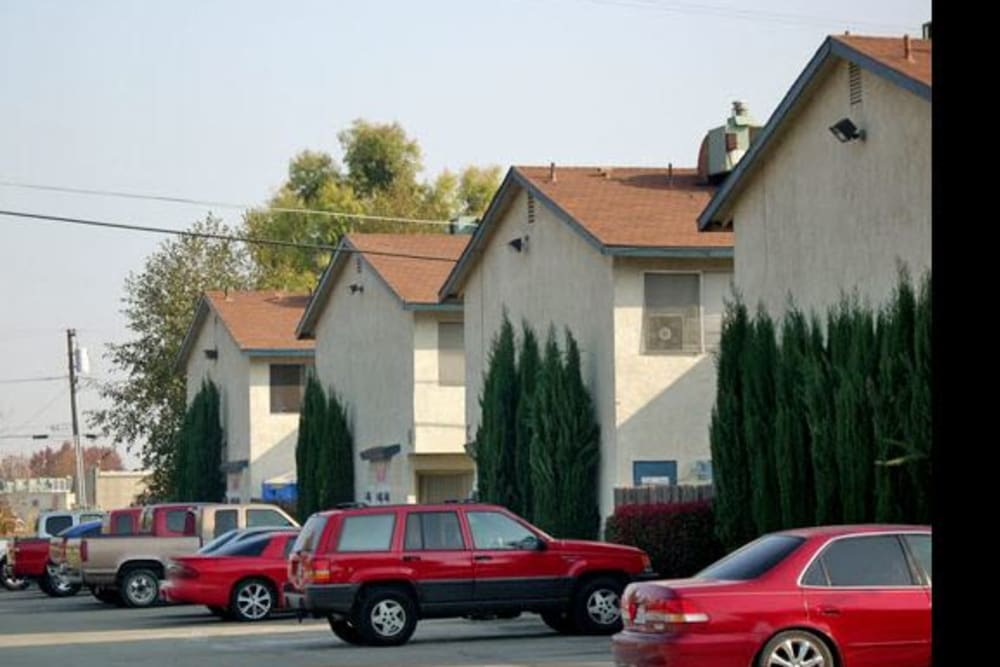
[697,535,806,581]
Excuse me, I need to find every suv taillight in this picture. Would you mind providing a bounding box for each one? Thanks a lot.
[309,557,332,584]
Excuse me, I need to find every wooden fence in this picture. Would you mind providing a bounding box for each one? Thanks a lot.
[613,484,715,507]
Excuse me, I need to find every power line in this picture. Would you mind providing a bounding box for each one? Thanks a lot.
[0,179,453,227]
[0,210,462,263]
[0,375,66,385]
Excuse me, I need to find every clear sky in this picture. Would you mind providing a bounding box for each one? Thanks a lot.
[0,0,930,468]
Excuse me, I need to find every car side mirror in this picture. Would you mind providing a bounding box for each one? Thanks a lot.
[523,535,546,551]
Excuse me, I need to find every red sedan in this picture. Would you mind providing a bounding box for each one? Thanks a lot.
[161,530,298,622]
[612,524,931,667]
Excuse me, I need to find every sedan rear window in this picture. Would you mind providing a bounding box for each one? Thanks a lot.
[698,535,805,581]
[216,535,270,557]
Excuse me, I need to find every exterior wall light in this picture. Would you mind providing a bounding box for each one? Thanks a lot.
[348,283,364,294]
[829,117,865,142]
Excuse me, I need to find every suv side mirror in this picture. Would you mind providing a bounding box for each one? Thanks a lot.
[521,535,546,551]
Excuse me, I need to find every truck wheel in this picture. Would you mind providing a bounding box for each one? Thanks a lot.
[0,557,30,591]
[352,586,418,646]
[571,576,624,635]
[120,568,160,608]
[42,564,80,598]
[541,610,576,634]
[329,616,365,645]
[230,579,275,622]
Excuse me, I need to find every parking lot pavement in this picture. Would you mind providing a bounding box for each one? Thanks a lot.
[0,588,614,667]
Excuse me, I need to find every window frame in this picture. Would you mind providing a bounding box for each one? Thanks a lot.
[797,531,930,589]
[336,513,397,553]
[269,364,305,414]
[465,510,545,551]
[437,321,465,387]
[403,510,467,551]
[640,270,706,356]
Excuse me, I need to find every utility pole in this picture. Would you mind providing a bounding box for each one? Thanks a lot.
[66,328,87,508]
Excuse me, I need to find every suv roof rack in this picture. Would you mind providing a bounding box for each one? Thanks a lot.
[335,502,369,509]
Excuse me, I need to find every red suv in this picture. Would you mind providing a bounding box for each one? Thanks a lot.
[285,503,655,646]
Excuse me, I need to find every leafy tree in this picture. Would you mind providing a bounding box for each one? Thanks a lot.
[339,119,422,199]
[93,216,253,501]
[457,165,503,218]
[25,442,123,478]
[474,315,519,509]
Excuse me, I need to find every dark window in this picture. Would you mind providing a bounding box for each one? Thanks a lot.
[643,273,702,355]
[819,535,916,587]
[114,514,135,535]
[467,511,538,550]
[698,535,805,581]
[199,530,238,554]
[165,510,192,535]
[45,515,73,536]
[270,365,304,413]
[214,510,238,537]
[337,514,396,552]
[438,323,465,387]
[247,509,294,529]
[905,534,931,582]
[404,512,464,551]
[801,559,829,586]
[291,515,328,554]
[216,535,269,557]
[282,536,297,559]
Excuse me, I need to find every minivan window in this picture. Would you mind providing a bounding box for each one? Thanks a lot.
[698,535,806,581]
[819,535,915,587]
[247,509,294,528]
[292,515,328,553]
[338,514,396,552]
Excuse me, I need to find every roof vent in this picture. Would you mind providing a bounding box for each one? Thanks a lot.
[697,101,763,185]
[549,162,557,183]
[903,34,914,62]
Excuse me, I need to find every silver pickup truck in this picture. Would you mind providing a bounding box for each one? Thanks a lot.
[75,502,297,607]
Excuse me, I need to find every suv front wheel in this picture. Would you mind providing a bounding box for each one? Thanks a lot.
[572,576,624,634]
[353,587,418,647]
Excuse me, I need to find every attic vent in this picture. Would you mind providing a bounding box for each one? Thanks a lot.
[355,256,362,274]
[848,63,862,106]
[527,193,536,225]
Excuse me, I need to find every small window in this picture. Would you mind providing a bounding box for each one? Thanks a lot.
[467,511,538,550]
[698,535,805,581]
[643,273,702,355]
[165,510,193,535]
[292,515,328,554]
[214,509,238,537]
[270,364,305,413]
[819,535,916,587]
[438,323,465,387]
[114,514,135,535]
[801,559,829,586]
[905,534,931,583]
[338,514,396,552]
[45,515,73,536]
[404,512,465,551]
[247,509,295,529]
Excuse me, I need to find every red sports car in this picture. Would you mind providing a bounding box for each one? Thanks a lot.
[161,530,298,622]
[612,524,931,667]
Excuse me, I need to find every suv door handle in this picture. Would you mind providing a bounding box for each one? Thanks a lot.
[818,605,841,617]
[402,555,421,562]
[474,555,493,562]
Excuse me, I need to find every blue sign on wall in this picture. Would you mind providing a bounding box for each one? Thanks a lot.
[262,482,297,502]
[632,460,677,486]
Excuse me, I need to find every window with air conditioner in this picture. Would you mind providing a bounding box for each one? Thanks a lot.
[438,322,465,387]
[642,273,702,355]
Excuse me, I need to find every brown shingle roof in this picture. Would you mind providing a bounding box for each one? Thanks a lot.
[515,166,731,248]
[346,233,470,303]
[204,290,314,351]
[833,34,931,87]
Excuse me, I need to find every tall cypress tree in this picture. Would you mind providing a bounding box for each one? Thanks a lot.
[774,306,815,527]
[710,297,755,550]
[514,322,540,520]
[474,314,519,509]
[805,313,840,525]
[174,380,225,502]
[317,390,355,510]
[296,373,326,519]
[560,329,601,539]
[530,328,564,535]
[909,272,932,523]
[743,308,781,534]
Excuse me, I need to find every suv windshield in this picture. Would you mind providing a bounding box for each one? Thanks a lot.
[697,535,806,581]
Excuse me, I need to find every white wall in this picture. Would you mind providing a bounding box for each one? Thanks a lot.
[413,312,466,455]
[733,59,931,319]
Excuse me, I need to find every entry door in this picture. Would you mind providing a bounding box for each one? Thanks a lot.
[418,473,473,503]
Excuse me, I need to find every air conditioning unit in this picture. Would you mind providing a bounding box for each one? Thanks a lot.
[646,314,684,351]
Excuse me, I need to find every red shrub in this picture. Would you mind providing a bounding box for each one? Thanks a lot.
[605,501,724,579]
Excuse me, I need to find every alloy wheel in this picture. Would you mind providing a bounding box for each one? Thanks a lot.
[370,599,407,637]
[236,582,273,621]
[766,636,828,667]
[586,588,621,626]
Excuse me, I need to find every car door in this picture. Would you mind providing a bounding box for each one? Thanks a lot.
[401,511,474,611]
[464,510,569,608]
[803,533,931,667]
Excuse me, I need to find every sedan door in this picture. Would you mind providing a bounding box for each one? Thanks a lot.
[803,533,931,667]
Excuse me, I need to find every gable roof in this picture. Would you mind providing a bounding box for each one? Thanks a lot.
[297,233,470,338]
[176,290,313,371]
[698,34,932,229]
[441,165,731,298]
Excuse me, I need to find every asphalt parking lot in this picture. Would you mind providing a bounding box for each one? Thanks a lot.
[0,588,614,667]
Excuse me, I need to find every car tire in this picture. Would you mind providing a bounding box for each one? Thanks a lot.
[329,616,365,645]
[758,630,835,667]
[207,605,232,620]
[352,586,418,647]
[541,610,576,634]
[571,576,624,635]
[41,563,80,598]
[91,586,122,605]
[119,568,161,608]
[230,578,276,622]
[1,557,30,592]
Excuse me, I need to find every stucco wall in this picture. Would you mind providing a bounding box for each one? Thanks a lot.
[733,59,931,319]
[463,188,618,519]
[413,311,466,455]
[612,259,732,488]
[314,256,415,506]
